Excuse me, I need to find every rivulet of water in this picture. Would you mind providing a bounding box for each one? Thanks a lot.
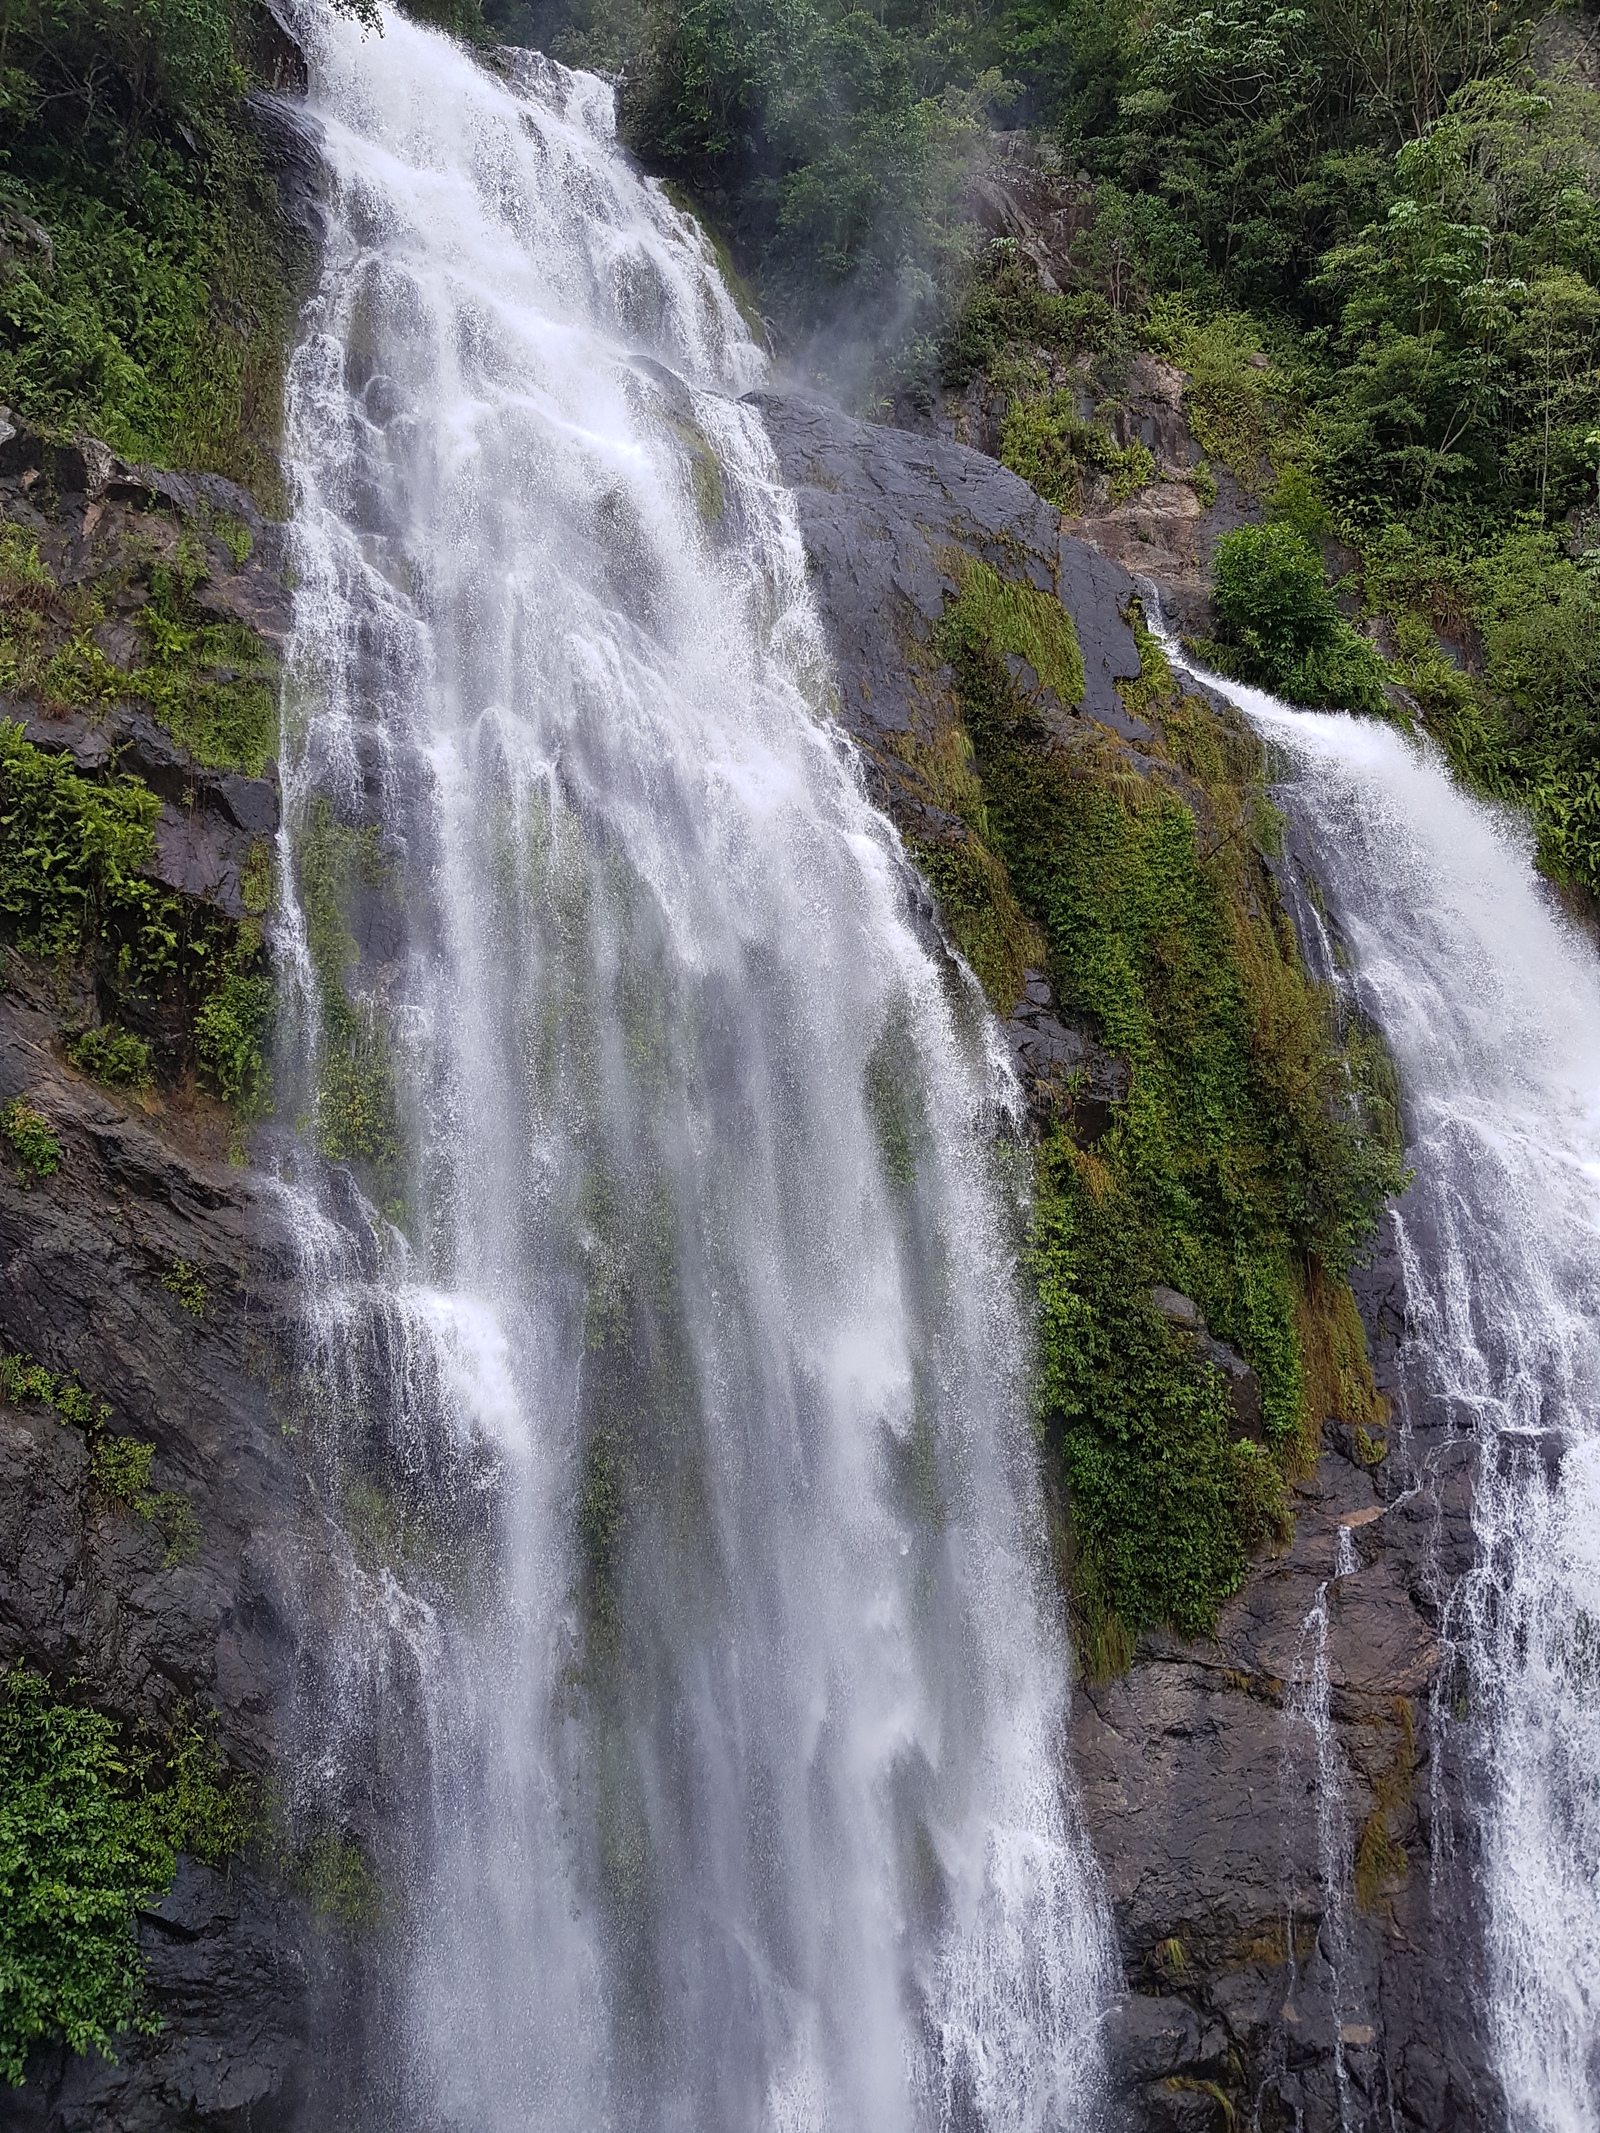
[271,8,1114,2127]
[1173,665,1600,2133]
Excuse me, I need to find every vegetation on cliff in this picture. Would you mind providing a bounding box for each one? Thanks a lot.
[0,1668,253,2085]
[935,580,1403,1659]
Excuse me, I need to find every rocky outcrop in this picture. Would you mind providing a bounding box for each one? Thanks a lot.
[753,388,1500,2132]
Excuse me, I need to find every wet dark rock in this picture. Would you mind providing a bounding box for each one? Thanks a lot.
[19,704,279,922]
[751,390,1143,1098]
[750,390,1147,746]
[1005,968,1128,1137]
[0,991,337,2128]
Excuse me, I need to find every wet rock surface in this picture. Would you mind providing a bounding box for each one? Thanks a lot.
[0,992,328,2132]
[753,388,1138,1106]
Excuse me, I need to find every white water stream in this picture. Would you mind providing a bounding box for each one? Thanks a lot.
[272,9,1112,2127]
[1194,669,1600,2132]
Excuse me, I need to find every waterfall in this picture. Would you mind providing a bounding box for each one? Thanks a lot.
[271,8,1113,2127]
[1185,668,1600,2133]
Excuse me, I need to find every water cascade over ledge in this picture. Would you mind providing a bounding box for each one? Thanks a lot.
[271,9,1113,2127]
[1181,662,1600,2133]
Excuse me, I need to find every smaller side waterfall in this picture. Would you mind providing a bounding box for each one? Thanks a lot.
[1174,662,1600,2133]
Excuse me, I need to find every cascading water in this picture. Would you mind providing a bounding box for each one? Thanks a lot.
[1176,661,1600,2132]
[271,8,1113,2127]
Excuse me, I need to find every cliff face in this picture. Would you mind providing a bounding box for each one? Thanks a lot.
[756,390,1501,2133]
[0,426,332,2131]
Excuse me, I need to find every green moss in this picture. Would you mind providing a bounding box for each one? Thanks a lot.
[665,410,725,524]
[913,833,1041,1012]
[1143,300,1294,495]
[941,556,1085,709]
[290,1830,384,1930]
[864,1013,926,1190]
[1,1098,60,1186]
[1353,1698,1415,1913]
[0,1668,253,2084]
[932,575,1404,1655]
[295,799,402,1176]
[1118,600,1181,725]
[67,1024,152,1088]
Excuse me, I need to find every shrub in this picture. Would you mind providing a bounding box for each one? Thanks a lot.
[161,1261,207,1317]
[0,1669,254,2084]
[68,1025,152,1089]
[194,970,274,1113]
[0,1098,59,1186]
[1211,523,1390,713]
[1000,393,1155,512]
[932,577,1402,1652]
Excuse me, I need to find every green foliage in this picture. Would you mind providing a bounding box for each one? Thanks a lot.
[161,1260,207,1317]
[0,1348,197,1563]
[1210,523,1390,713]
[0,1668,168,2085]
[1033,1135,1278,1647]
[86,1431,205,1565]
[1144,301,1291,491]
[0,1668,252,2085]
[68,1024,153,1088]
[999,393,1154,511]
[935,584,1402,1648]
[128,557,279,778]
[941,555,1084,706]
[0,1096,59,1185]
[942,241,1114,387]
[0,724,274,1113]
[0,722,179,980]
[194,963,274,1114]
[0,1351,107,1430]
[0,0,304,498]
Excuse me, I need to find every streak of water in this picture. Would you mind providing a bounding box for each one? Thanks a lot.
[272,9,1114,2126]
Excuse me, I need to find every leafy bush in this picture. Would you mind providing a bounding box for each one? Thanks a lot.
[194,968,275,1113]
[161,1261,208,1318]
[1211,523,1390,713]
[0,1669,253,2084]
[942,244,1115,387]
[0,0,305,498]
[0,1098,59,1186]
[0,1670,170,2084]
[68,1025,152,1089]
